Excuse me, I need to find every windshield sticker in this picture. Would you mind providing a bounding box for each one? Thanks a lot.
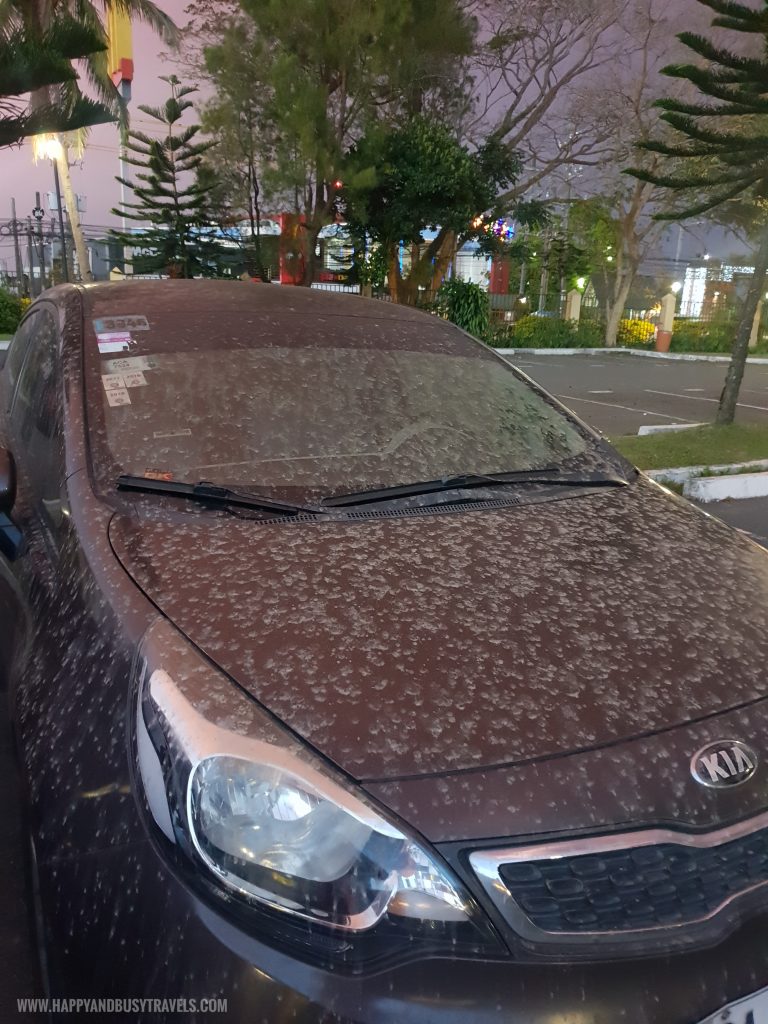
[103,355,154,374]
[94,315,149,333]
[143,470,174,481]
[102,373,128,391]
[122,371,148,388]
[97,333,131,353]
[105,387,131,408]
[153,429,192,439]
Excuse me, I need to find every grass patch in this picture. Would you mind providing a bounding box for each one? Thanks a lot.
[699,462,768,478]
[612,424,768,470]
[0,334,12,342]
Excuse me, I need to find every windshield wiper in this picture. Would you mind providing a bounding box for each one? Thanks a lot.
[321,467,629,508]
[117,475,324,516]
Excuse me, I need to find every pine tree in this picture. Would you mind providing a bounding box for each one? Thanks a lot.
[627,0,768,424]
[111,76,219,279]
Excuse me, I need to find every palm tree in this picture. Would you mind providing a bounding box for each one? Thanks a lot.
[1,15,111,148]
[4,0,178,282]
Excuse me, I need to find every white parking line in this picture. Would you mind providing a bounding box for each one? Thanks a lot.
[556,394,693,421]
[645,389,768,413]
[588,390,613,394]
[684,388,705,392]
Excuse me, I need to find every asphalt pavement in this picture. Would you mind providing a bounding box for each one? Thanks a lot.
[507,352,768,436]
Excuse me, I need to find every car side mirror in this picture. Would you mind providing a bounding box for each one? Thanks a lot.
[0,448,16,514]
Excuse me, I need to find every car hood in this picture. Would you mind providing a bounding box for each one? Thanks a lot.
[109,479,768,781]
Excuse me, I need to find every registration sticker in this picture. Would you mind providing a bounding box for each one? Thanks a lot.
[103,356,154,373]
[101,374,127,391]
[122,371,147,388]
[97,332,131,353]
[105,388,131,407]
[698,983,768,1022]
[94,315,149,333]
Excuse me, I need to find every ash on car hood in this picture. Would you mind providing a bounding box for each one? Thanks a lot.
[109,480,768,781]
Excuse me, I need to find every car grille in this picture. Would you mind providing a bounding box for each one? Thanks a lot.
[497,827,768,935]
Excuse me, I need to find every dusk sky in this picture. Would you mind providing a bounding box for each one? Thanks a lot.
[2,0,190,235]
[0,0,750,268]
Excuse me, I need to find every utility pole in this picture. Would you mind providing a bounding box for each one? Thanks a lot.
[26,218,37,298]
[33,193,47,292]
[10,199,24,296]
[108,7,134,275]
[51,158,69,283]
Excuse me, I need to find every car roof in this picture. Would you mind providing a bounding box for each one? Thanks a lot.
[70,279,435,326]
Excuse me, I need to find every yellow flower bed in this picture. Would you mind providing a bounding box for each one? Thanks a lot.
[617,318,655,346]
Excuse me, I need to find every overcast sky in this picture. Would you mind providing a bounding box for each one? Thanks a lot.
[1,0,189,240]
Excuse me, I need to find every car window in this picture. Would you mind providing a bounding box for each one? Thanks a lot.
[84,307,592,501]
[4,310,39,408]
[10,308,63,520]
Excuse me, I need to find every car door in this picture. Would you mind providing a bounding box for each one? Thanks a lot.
[3,303,77,837]
[7,299,146,871]
[0,309,46,686]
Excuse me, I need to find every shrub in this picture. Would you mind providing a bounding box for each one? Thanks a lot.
[572,319,605,346]
[435,279,490,338]
[616,318,655,348]
[485,315,608,348]
[0,288,23,334]
[506,314,577,347]
[670,320,732,353]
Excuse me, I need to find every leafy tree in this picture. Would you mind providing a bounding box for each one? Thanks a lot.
[0,15,111,148]
[627,0,768,423]
[111,76,220,278]
[342,118,541,303]
[199,19,276,280]
[193,0,475,284]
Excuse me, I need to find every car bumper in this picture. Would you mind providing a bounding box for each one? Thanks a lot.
[35,838,768,1024]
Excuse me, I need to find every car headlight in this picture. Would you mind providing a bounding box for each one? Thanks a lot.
[134,619,501,956]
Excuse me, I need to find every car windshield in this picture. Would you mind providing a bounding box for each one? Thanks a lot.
[85,297,592,501]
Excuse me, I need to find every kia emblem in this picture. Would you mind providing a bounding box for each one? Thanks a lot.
[691,740,758,789]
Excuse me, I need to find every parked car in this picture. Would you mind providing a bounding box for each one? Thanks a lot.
[3,281,768,1024]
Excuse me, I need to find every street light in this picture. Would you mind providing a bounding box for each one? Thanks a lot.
[671,281,682,294]
[576,276,586,290]
[33,135,68,283]
[38,136,62,161]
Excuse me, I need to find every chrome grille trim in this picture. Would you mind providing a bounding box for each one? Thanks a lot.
[469,810,768,947]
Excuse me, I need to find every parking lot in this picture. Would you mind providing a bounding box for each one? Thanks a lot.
[502,351,768,548]
[505,351,768,436]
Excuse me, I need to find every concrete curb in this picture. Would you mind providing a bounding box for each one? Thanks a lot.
[647,460,768,502]
[494,346,768,365]
[647,459,768,485]
[686,472,768,502]
[637,423,706,437]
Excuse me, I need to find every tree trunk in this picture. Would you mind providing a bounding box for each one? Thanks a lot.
[56,140,92,282]
[717,226,768,425]
[301,223,321,287]
[428,231,457,293]
[604,274,633,347]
